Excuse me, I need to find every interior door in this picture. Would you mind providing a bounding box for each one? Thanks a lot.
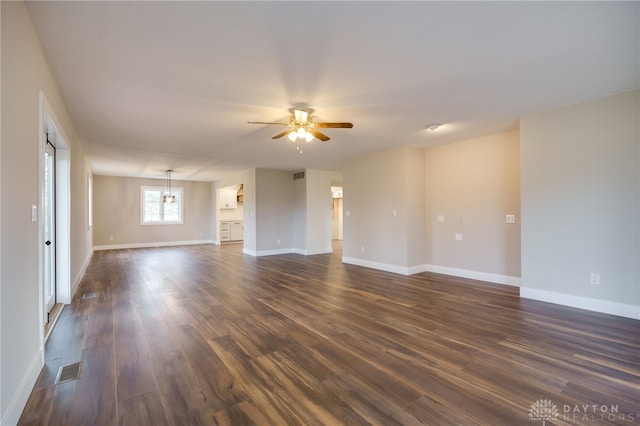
[44,141,56,319]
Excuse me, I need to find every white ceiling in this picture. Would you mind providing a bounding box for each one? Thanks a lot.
[26,1,639,182]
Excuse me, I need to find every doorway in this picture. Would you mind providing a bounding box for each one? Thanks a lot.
[40,92,71,342]
[43,141,56,317]
[331,186,343,241]
[218,184,244,244]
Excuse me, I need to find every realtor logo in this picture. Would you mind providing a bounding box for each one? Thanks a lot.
[529,399,559,425]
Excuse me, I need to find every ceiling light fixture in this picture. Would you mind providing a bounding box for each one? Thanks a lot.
[426,123,442,131]
[287,111,317,153]
[288,126,314,154]
[163,169,176,204]
[248,108,353,154]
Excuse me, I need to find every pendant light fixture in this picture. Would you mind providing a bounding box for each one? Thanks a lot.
[163,169,176,204]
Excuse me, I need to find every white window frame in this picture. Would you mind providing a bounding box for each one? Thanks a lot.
[140,186,184,225]
[87,174,93,229]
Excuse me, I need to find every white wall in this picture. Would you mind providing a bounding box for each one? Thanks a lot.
[406,148,426,268]
[341,135,520,280]
[0,2,4,421]
[92,175,212,248]
[1,2,93,423]
[219,168,338,256]
[293,174,306,251]
[255,169,295,254]
[425,131,521,282]
[342,146,423,274]
[520,90,639,318]
[304,169,339,255]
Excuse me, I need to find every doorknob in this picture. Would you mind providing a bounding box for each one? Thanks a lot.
[45,240,51,246]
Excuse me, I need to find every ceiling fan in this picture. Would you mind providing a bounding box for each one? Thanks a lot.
[248,108,353,151]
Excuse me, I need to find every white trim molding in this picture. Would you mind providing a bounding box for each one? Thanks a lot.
[94,240,215,251]
[247,248,293,257]
[1,349,43,426]
[70,249,94,301]
[422,264,521,286]
[293,247,333,256]
[341,258,522,287]
[244,247,333,257]
[520,287,640,320]
[342,257,414,276]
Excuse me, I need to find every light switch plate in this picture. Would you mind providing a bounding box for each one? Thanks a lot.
[506,214,516,224]
[437,215,445,223]
[455,233,463,241]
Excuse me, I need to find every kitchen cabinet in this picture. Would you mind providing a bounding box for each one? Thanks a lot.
[230,221,243,241]
[221,221,243,242]
[220,189,237,209]
[220,221,231,242]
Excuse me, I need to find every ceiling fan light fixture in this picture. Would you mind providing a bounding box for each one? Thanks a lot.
[249,107,353,149]
[294,109,308,123]
[304,132,314,143]
[426,123,442,131]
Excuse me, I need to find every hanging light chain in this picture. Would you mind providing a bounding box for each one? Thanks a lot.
[164,169,176,204]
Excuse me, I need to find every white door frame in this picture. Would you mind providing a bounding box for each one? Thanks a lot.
[43,141,56,314]
[38,92,71,343]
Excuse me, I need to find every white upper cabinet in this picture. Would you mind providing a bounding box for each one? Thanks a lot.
[220,189,237,209]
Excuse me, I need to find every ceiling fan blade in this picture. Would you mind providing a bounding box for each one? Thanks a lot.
[315,122,353,128]
[309,129,330,141]
[272,128,295,139]
[247,121,289,126]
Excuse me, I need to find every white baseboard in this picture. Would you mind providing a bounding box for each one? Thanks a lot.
[251,248,294,257]
[423,264,521,286]
[1,348,43,426]
[243,247,257,256]
[293,247,333,256]
[342,257,414,275]
[520,287,640,320]
[93,240,215,251]
[341,257,521,287]
[244,247,333,257]
[71,249,94,300]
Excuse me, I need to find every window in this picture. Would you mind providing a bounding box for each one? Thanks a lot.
[141,186,183,224]
[87,174,93,229]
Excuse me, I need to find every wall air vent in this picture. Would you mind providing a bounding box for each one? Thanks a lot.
[293,171,305,180]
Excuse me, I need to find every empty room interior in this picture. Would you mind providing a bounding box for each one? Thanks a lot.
[2,1,639,425]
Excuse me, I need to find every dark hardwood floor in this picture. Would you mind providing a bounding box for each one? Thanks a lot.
[19,243,640,425]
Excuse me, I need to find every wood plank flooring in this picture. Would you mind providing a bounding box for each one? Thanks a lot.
[19,243,640,425]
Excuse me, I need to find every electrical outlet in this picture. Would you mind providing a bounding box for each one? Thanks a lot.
[109,235,114,241]
[277,239,281,245]
[360,245,365,253]
[590,273,600,285]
